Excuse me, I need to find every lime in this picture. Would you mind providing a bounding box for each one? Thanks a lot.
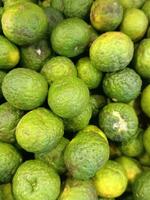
[99,103,138,142]
[77,57,103,89]
[48,76,90,119]
[142,0,150,22]
[51,0,64,12]
[141,85,150,117]
[2,68,48,110]
[90,32,134,72]
[119,0,145,10]
[41,56,77,84]
[94,160,127,198]
[13,160,61,200]
[16,107,64,153]
[103,68,142,103]
[90,0,123,32]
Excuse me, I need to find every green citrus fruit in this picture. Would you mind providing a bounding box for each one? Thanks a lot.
[142,0,150,22]
[119,0,145,10]
[51,0,64,12]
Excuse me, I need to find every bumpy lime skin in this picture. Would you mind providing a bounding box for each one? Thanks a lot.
[64,131,109,180]
[3,0,36,8]
[0,142,22,183]
[16,107,64,153]
[48,77,90,119]
[90,0,123,32]
[20,39,51,71]
[134,39,150,79]
[58,179,98,200]
[103,68,142,103]
[51,0,64,12]
[90,32,134,72]
[119,0,145,10]
[2,68,48,110]
[51,18,91,57]
[99,103,138,142]
[2,2,48,46]
[132,171,150,200]
[141,85,150,117]
[0,36,20,70]
[0,102,24,143]
[63,0,93,18]
[41,56,77,84]
[13,160,61,200]
[35,137,69,174]
[63,104,92,132]
[0,70,6,99]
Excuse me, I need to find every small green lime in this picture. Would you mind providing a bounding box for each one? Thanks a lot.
[16,107,64,153]
[13,160,61,200]
[77,57,103,89]
[41,56,77,84]
[119,0,145,10]
[51,0,64,12]
[141,85,150,117]
[48,76,90,119]
[2,68,48,110]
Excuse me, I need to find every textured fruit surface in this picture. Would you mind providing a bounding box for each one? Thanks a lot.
[41,56,77,84]
[13,160,61,200]
[99,103,138,142]
[2,2,48,45]
[94,160,128,198]
[51,18,90,57]
[142,0,150,22]
[64,130,109,180]
[141,85,150,117]
[2,68,48,110]
[90,0,123,31]
[16,107,64,153]
[103,68,142,103]
[90,32,134,72]
[48,76,90,119]
[90,95,106,117]
[119,0,145,9]
[0,70,6,99]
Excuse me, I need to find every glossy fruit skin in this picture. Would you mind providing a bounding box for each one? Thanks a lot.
[141,85,150,117]
[16,107,64,153]
[13,160,61,200]
[0,142,22,183]
[0,36,20,70]
[120,8,148,42]
[58,179,98,200]
[51,18,90,57]
[94,160,128,198]
[99,103,138,142]
[64,130,109,180]
[103,68,142,103]
[20,39,51,71]
[132,171,150,200]
[90,0,123,32]
[63,0,93,18]
[2,68,48,110]
[41,56,77,84]
[48,76,90,119]
[0,70,6,99]
[2,2,48,46]
[90,32,134,72]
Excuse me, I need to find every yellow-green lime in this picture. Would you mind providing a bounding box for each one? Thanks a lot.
[142,0,150,22]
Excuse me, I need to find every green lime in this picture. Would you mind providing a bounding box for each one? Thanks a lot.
[13,160,61,200]
[51,18,90,57]
[51,0,64,12]
[120,128,144,157]
[48,76,90,119]
[119,0,145,10]
[3,0,36,7]
[64,129,109,180]
[94,160,127,198]
[0,71,6,100]
[77,57,103,89]
[90,95,106,117]
[35,137,69,174]
[20,39,51,71]
[2,68,48,110]
[141,85,150,117]
[0,102,24,143]
[99,103,138,142]
[0,36,20,70]
[0,142,22,183]
[58,179,97,200]
[41,56,77,84]
[103,68,142,103]
[16,107,64,153]
[2,2,48,46]
[63,0,93,18]
[116,156,142,184]
[120,8,148,42]
[134,39,150,79]
[63,104,92,132]
[133,171,150,200]
[90,0,123,32]
[90,32,134,72]
[0,183,14,200]
[142,0,150,22]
